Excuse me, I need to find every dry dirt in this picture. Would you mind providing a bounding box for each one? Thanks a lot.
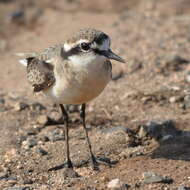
[0,0,190,189]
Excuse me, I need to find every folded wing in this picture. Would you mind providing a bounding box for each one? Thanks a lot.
[26,57,55,92]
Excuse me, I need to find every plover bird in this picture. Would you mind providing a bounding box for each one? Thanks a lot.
[17,28,125,170]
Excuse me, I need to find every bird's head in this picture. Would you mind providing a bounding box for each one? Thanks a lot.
[61,28,125,65]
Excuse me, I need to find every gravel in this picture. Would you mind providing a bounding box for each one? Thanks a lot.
[5,187,28,190]
[45,128,65,142]
[22,137,38,149]
[36,147,48,156]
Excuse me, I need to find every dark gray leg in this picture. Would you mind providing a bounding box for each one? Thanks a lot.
[60,104,73,168]
[80,104,114,170]
[80,104,99,170]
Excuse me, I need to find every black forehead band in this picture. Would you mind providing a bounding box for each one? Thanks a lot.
[94,33,109,45]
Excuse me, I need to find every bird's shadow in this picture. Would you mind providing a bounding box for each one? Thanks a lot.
[148,122,190,162]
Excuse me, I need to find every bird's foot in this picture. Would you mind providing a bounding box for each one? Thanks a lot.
[48,159,73,171]
[45,117,65,126]
[89,155,117,171]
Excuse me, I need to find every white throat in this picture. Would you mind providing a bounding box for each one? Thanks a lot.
[69,53,106,68]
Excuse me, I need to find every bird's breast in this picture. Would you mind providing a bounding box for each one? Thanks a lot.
[45,59,111,104]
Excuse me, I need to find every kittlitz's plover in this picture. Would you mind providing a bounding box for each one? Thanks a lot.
[17,28,125,170]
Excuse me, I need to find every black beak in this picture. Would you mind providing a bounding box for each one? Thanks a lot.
[100,49,125,63]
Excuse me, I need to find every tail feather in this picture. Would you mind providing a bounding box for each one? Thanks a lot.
[14,52,37,67]
[19,59,28,66]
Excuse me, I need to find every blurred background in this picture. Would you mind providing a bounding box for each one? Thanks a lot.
[0,0,190,92]
[0,0,190,189]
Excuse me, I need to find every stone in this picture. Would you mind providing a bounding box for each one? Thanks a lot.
[0,171,8,180]
[0,98,5,105]
[25,128,37,136]
[169,96,177,103]
[36,115,49,125]
[65,104,80,113]
[178,185,188,190]
[36,147,48,156]
[138,126,148,138]
[183,95,190,109]
[17,136,27,146]
[30,102,46,111]
[22,178,33,184]
[186,72,190,83]
[45,129,65,142]
[142,172,173,184]
[22,137,37,149]
[5,187,28,190]
[14,102,29,111]
[170,86,181,91]
[161,135,174,142]
[107,178,128,189]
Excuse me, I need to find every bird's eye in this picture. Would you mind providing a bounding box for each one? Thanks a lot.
[80,42,90,51]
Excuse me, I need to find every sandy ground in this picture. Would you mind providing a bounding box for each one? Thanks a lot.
[0,0,190,189]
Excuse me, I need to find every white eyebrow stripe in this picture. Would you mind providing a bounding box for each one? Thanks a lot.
[64,43,74,51]
[64,39,90,51]
[76,39,89,44]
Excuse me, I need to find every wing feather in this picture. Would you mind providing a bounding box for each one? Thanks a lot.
[26,57,55,92]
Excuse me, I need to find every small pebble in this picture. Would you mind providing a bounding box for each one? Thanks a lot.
[0,171,8,180]
[65,104,80,113]
[36,115,49,125]
[161,135,174,142]
[22,137,37,149]
[45,129,65,142]
[30,102,46,111]
[5,187,28,190]
[14,102,29,111]
[107,178,128,189]
[183,95,190,109]
[178,185,188,190]
[186,72,190,83]
[138,126,148,138]
[36,147,48,156]
[169,96,177,103]
[0,98,5,105]
[142,172,173,184]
